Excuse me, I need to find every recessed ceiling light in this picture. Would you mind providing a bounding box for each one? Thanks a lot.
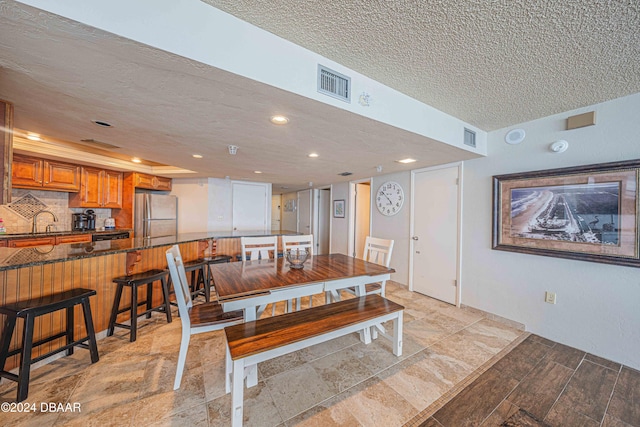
[131,157,142,163]
[92,120,113,128]
[270,115,289,125]
[26,133,42,141]
[192,154,203,159]
[308,153,319,158]
[397,158,417,164]
[505,128,526,145]
[254,170,262,174]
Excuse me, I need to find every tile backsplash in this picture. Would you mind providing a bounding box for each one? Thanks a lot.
[0,189,112,233]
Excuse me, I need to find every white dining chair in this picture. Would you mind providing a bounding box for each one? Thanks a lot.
[166,245,243,390]
[240,236,278,261]
[240,236,281,315]
[282,234,314,310]
[335,236,394,301]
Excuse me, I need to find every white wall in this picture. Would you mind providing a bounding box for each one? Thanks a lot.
[171,178,209,233]
[462,93,640,370]
[280,192,298,232]
[371,172,412,285]
[174,177,271,232]
[330,183,350,255]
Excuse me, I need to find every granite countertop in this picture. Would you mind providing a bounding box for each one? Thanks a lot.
[0,229,133,239]
[0,230,299,271]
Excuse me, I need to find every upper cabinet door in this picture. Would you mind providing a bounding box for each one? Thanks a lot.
[43,160,80,191]
[11,154,43,188]
[134,173,171,191]
[102,170,123,208]
[12,154,80,192]
[76,167,103,207]
[69,167,123,208]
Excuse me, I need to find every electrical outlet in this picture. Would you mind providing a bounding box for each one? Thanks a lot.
[545,291,557,304]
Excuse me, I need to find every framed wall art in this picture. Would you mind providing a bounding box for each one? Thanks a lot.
[333,199,345,218]
[492,159,640,267]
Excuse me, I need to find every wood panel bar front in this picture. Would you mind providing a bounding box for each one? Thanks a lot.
[0,241,201,372]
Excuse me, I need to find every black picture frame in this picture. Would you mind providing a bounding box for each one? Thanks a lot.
[492,159,640,267]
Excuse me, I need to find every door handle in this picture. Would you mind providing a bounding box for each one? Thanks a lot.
[412,236,419,240]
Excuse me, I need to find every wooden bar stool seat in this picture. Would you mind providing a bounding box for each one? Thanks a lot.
[168,259,210,305]
[107,269,172,342]
[204,255,232,299]
[0,288,99,402]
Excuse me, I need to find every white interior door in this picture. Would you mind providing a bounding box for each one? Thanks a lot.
[354,183,371,258]
[232,182,269,231]
[316,189,331,254]
[271,195,281,231]
[412,165,460,305]
[297,190,312,234]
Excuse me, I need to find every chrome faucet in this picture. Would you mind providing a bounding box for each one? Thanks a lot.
[32,210,58,233]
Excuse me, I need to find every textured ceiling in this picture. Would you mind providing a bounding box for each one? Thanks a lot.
[0,1,639,194]
[0,0,479,193]
[202,0,640,131]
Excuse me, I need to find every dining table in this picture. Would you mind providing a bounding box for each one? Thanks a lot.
[210,253,395,321]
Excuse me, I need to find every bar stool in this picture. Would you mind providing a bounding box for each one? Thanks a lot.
[167,259,209,305]
[204,255,232,299]
[184,259,209,302]
[0,288,99,402]
[107,269,172,342]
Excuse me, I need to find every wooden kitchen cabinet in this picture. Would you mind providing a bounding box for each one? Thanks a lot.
[133,172,172,191]
[12,154,80,192]
[54,234,92,244]
[8,236,56,248]
[69,167,123,208]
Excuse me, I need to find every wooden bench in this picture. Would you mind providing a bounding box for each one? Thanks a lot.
[224,294,404,427]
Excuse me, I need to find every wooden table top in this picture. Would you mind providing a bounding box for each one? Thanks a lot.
[211,253,395,301]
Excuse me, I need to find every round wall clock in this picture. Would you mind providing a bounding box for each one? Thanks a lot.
[375,181,404,216]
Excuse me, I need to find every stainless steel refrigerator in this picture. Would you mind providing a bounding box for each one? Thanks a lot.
[134,193,178,238]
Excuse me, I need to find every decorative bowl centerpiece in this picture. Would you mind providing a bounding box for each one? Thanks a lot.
[285,249,309,269]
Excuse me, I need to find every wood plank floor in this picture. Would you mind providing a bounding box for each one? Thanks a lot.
[415,334,640,426]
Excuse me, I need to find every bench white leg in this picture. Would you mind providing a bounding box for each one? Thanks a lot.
[359,326,372,344]
[225,345,232,394]
[231,359,245,427]
[246,363,258,388]
[393,312,403,356]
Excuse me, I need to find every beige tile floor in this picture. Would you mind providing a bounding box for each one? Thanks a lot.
[0,282,525,426]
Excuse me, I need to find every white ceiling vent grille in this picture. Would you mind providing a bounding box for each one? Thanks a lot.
[318,65,350,103]
[464,128,476,148]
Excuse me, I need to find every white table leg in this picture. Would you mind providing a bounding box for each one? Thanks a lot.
[243,307,256,322]
[231,359,245,427]
[393,312,403,356]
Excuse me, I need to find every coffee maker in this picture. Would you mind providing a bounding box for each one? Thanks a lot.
[72,210,96,231]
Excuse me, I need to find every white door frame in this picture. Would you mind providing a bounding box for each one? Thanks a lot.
[348,178,372,258]
[409,162,464,307]
[314,185,332,254]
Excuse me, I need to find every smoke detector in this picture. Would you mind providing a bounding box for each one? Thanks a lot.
[228,145,238,155]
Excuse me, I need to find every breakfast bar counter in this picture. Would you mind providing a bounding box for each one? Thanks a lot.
[0,230,299,372]
[0,230,299,271]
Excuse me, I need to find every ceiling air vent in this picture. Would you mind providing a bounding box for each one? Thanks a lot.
[463,128,476,148]
[318,65,351,103]
[338,172,353,176]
